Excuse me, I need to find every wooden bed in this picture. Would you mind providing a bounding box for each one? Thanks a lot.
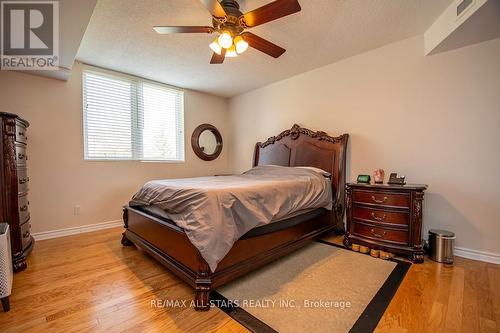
[121,124,349,310]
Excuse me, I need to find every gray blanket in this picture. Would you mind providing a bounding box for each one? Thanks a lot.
[130,165,332,272]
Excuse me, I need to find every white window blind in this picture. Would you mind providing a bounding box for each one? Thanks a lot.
[83,70,184,161]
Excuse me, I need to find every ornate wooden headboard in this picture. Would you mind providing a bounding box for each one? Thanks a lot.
[253,124,349,223]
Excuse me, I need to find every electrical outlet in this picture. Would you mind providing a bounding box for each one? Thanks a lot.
[74,205,81,215]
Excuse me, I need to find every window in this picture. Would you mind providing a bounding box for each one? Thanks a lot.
[82,69,184,161]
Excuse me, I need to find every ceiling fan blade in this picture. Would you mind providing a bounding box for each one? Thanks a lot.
[242,0,301,28]
[199,0,227,18]
[241,32,286,58]
[210,48,226,64]
[153,26,214,34]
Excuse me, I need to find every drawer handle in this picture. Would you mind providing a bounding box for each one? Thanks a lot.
[371,195,388,204]
[370,228,387,238]
[23,230,30,238]
[18,131,25,137]
[19,177,29,184]
[18,153,25,160]
[20,205,28,212]
[371,212,387,221]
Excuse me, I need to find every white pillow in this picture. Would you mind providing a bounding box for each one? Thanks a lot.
[295,166,331,178]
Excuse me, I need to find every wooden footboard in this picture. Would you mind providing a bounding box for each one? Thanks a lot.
[122,206,337,311]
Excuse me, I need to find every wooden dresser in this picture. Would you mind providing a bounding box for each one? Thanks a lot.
[0,112,34,272]
[344,183,427,263]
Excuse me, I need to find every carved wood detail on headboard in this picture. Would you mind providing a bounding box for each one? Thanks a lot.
[253,124,349,225]
[258,124,346,147]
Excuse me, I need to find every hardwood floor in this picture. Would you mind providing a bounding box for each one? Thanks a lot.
[0,227,498,333]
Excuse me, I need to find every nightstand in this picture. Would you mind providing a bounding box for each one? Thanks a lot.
[343,183,428,263]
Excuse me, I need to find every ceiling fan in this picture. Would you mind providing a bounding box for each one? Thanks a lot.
[153,0,301,64]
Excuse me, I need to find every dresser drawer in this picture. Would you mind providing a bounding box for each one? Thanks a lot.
[18,194,30,223]
[352,206,409,227]
[21,220,32,250]
[15,143,27,166]
[16,122,27,144]
[352,222,408,245]
[353,190,410,208]
[17,167,29,194]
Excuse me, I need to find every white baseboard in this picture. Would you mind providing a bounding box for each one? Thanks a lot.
[32,220,123,241]
[454,246,500,265]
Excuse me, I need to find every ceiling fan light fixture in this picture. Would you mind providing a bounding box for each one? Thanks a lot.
[226,45,238,58]
[234,35,249,54]
[209,38,222,55]
[153,0,302,64]
[218,31,233,49]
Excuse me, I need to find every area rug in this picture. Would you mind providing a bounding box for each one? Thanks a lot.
[214,240,410,333]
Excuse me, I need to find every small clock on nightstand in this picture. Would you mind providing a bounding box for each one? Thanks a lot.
[343,182,428,263]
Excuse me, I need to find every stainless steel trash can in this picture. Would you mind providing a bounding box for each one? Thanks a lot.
[428,229,455,264]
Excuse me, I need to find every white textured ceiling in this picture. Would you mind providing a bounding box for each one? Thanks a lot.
[77,0,452,97]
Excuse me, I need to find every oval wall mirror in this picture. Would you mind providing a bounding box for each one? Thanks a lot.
[191,124,223,161]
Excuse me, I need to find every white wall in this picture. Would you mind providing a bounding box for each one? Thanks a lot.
[228,36,500,255]
[0,62,230,233]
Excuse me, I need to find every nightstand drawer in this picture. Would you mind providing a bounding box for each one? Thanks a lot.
[352,206,409,227]
[353,190,410,208]
[352,222,408,245]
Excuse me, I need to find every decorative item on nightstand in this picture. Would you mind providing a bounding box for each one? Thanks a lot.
[388,172,406,185]
[343,182,428,263]
[0,223,13,312]
[373,169,385,184]
[356,175,371,184]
